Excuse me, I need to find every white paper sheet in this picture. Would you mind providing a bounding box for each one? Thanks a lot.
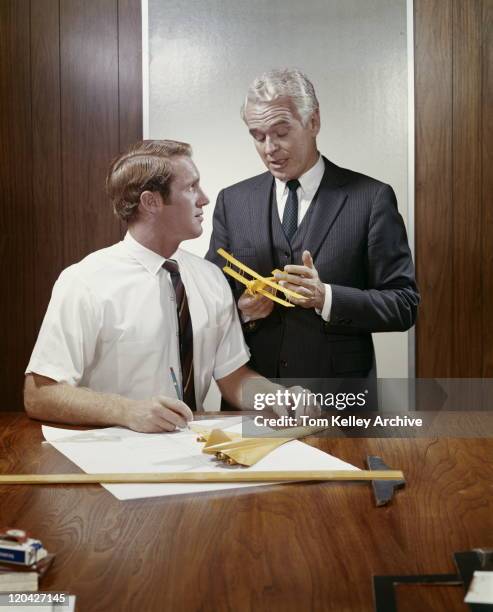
[42,418,359,500]
[465,571,493,604]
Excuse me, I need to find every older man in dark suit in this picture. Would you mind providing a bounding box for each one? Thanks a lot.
[206,68,418,395]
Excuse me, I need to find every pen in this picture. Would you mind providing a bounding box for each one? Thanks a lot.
[169,366,182,401]
[169,366,190,430]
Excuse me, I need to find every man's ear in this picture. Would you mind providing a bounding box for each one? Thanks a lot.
[310,108,321,136]
[139,190,162,214]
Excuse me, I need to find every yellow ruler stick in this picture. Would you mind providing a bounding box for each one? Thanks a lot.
[0,470,404,485]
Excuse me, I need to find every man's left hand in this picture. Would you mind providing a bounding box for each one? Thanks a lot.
[274,250,325,310]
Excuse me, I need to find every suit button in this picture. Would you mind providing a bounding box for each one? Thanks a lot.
[280,360,288,368]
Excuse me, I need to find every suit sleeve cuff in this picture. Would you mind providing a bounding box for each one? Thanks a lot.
[315,284,332,322]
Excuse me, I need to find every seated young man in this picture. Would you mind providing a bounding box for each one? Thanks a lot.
[24,140,313,432]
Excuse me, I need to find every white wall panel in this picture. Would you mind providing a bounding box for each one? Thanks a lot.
[146,0,411,407]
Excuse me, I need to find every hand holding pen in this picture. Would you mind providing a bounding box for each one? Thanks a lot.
[123,392,193,433]
[170,367,193,429]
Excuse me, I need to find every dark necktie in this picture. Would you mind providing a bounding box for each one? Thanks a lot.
[281,179,300,242]
[162,259,196,411]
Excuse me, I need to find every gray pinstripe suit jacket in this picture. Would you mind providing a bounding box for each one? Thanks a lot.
[206,157,419,383]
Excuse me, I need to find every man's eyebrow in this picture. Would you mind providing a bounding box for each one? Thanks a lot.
[249,121,290,135]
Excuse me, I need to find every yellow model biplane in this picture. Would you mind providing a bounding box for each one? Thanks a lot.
[217,248,306,308]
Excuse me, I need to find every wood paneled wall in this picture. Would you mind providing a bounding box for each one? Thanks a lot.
[0,0,142,410]
[0,0,491,410]
[415,0,492,377]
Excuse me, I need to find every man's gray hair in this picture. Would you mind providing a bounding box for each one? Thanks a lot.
[241,68,319,126]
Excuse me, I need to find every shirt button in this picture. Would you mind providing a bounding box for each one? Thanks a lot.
[280,360,288,368]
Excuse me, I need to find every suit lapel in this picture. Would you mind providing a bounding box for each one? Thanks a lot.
[247,172,275,275]
[303,157,348,260]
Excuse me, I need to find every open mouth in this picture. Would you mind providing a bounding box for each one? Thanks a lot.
[269,159,288,170]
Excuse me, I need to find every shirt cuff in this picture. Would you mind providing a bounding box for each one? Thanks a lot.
[240,311,251,324]
[315,284,332,322]
[213,349,250,381]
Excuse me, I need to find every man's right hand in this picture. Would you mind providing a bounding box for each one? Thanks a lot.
[238,290,274,321]
[125,396,194,433]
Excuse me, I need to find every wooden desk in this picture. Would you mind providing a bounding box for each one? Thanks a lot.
[1,412,492,611]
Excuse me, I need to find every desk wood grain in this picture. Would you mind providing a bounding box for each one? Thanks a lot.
[0,413,492,612]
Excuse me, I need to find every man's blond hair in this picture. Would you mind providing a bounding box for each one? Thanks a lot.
[106,140,192,221]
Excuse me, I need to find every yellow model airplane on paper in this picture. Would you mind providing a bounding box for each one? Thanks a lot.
[217,248,306,308]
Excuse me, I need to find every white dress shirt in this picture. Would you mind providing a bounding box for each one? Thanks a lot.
[26,232,250,410]
[274,155,332,321]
